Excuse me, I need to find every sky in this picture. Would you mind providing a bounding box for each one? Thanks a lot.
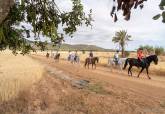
[56,0,165,51]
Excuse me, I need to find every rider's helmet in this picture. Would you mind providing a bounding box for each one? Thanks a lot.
[116,50,119,53]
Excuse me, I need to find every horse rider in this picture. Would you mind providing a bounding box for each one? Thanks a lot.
[70,51,76,63]
[68,50,71,61]
[113,50,119,65]
[137,48,144,66]
[89,50,93,63]
[74,50,78,61]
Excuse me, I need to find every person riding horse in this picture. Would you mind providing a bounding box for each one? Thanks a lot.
[137,48,146,66]
[74,50,78,61]
[113,50,119,65]
[89,50,93,63]
[68,50,71,61]
[46,52,49,58]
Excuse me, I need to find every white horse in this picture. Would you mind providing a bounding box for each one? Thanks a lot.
[107,57,127,70]
[68,53,80,64]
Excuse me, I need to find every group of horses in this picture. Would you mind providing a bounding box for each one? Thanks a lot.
[46,52,159,79]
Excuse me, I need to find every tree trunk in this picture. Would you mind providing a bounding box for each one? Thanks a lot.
[121,46,125,58]
[0,0,14,24]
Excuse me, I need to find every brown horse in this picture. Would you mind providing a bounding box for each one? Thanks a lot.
[46,53,49,58]
[54,53,60,62]
[84,57,99,69]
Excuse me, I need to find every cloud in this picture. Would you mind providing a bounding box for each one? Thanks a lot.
[64,0,165,50]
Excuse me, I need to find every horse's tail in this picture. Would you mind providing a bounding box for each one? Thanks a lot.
[123,58,129,70]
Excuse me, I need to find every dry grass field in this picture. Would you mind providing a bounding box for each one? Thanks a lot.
[0,50,44,102]
[0,50,165,114]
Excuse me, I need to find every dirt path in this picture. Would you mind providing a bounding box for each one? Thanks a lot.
[32,55,165,98]
[28,55,165,114]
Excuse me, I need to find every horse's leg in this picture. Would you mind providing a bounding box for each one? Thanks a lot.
[88,63,89,69]
[146,67,151,79]
[120,64,123,71]
[137,67,145,78]
[95,64,96,69]
[92,63,93,69]
[128,66,132,76]
[84,61,87,68]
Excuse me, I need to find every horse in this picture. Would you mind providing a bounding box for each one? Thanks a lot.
[74,55,80,64]
[108,57,127,70]
[54,53,60,62]
[67,53,80,64]
[84,57,99,69]
[46,53,49,58]
[123,55,158,79]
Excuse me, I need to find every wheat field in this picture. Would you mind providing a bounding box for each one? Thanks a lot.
[0,50,44,102]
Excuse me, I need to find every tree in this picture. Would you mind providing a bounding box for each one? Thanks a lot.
[0,0,92,54]
[0,0,14,24]
[139,45,154,54]
[112,0,165,22]
[153,0,165,23]
[155,46,164,55]
[112,30,132,57]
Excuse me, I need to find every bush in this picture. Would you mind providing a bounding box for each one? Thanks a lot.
[155,46,164,55]
[82,50,85,54]
[124,51,130,57]
[139,45,154,54]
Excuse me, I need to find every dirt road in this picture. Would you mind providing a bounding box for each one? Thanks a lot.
[24,55,165,114]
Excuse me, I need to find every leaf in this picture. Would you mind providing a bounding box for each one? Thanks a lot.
[159,0,165,7]
[153,14,161,20]
[162,11,165,23]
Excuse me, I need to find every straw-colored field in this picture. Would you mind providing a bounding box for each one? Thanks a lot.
[0,50,165,114]
[0,51,44,102]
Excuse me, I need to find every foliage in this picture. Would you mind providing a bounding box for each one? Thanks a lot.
[155,46,164,55]
[139,45,165,55]
[82,50,85,54]
[112,0,165,22]
[153,0,165,23]
[124,51,130,57]
[111,0,147,22]
[112,30,132,57]
[139,45,154,54]
[0,0,92,54]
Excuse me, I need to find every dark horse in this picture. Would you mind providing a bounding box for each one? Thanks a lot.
[54,53,60,62]
[46,53,49,58]
[123,55,158,79]
[84,57,99,69]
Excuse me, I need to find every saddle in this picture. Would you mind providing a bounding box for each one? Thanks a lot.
[113,58,119,65]
[138,58,147,67]
[89,57,93,64]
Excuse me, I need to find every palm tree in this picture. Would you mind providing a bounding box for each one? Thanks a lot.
[112,30,132,57]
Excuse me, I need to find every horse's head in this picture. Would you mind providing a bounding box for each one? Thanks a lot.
[95,57,99,63]
[153,55,158,65]
[148,55,158,65]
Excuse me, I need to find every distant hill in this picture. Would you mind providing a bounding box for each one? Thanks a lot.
[26,40,113,52]
[59,44,113,51]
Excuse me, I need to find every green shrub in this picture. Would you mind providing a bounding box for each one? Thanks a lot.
[139,45,154,53]
[155,46,164,55]
[124,51,130,57]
